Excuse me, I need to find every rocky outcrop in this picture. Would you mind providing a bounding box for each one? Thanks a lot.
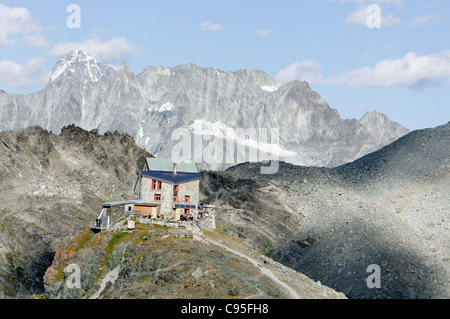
[43,220,346,299]
[0,125,151,298]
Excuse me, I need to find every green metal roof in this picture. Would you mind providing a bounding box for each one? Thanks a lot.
[146,158,198,173]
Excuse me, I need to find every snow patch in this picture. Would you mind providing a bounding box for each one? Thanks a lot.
[50,61,69,82]
[261,84,281,92]
[49,50,114,84]
[188,119,297,159]
[158,102,174,112]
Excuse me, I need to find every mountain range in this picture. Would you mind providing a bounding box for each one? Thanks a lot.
[0,50,409,170]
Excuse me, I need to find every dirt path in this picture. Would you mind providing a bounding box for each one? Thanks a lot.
[204,237,299,299]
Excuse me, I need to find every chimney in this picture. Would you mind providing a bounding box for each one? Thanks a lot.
[173,163,177,174]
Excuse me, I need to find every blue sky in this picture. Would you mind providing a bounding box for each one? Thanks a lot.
[0,0,449,130]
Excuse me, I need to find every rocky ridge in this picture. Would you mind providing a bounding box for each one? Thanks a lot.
[43,219,345,299]
[200,122,450,299]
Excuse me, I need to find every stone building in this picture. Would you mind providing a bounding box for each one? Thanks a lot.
[131,158,201,220]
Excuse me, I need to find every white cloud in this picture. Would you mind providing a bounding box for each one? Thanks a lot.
[275,60,324,84]
[24,33,49,50]
[345,5,372,26]
[49,37,141,64]
[345,4,401,27]
[275,51,450,90]
[409,14,439,28]
[0,3,45,47]
[199,21,222,32]
[0,57,50,89]
[381,13,402,27]
[256,29,271,37]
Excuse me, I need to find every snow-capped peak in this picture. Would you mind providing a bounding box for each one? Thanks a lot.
[49,50,116,84]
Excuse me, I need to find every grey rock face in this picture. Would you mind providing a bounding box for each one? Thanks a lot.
[0,52,408,170]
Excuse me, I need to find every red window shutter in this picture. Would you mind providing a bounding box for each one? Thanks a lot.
[154,194,157,201]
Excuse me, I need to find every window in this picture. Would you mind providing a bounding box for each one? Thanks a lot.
[152,180,162,190]
[173,195,179,202]
[154,194,161,201]
[173,184,179,196]
[185,195,191,203]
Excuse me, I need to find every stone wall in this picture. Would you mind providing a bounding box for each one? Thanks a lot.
[176,179,200,207]
[140,177,200,219]
[197,215,216,230]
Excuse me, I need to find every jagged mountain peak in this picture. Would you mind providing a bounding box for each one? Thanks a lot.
[358,109,410,148]
[360,109,387,121]
[49,49,116,84]
[116,60,133,74]
[113,60,140,86]
[64,49,93,61]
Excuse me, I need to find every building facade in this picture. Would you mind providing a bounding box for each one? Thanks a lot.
[132,158,200,220]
